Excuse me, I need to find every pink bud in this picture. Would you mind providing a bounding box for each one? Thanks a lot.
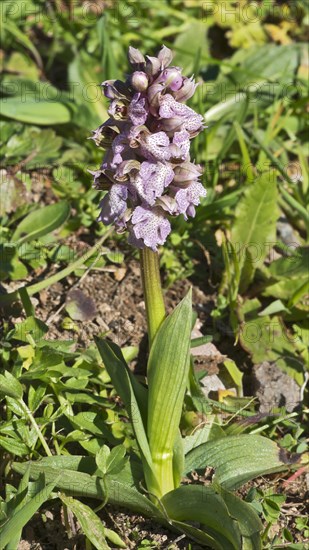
[161,68,183,91]
[130,71,149,92]
[174,77,198,102]
[157,45,174,68]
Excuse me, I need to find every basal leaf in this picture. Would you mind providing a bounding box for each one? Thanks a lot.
[12,461,160,518]
[185,434,296,490]
[169,519,223,550]
[162,485,241,550]
[218,486,262,550]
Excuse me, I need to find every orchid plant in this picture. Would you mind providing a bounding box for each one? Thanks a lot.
[10,46,299,550]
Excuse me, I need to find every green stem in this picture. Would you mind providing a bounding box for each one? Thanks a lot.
[19,399,53,457]
[140,248,166,347]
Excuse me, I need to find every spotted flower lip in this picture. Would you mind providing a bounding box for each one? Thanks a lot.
[91,45,206,252]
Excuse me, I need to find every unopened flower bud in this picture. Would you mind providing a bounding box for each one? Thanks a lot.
[102,79,131,100]
[157,45,174,69]
[174,76,198,102]
[161,68,183,91]
[131,71,149,92]
[145,56,161,76]
[128,46,146,69]
[173,163,203,185]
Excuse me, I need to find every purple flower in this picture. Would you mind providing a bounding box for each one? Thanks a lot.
[129,206,171,251]
[131,72,149,92]
[128,94,148,126]
[131,161,174,205]
[98,184,128,225]
[91,45,206,250]
[156,67,184,91]
[173,181,207,220]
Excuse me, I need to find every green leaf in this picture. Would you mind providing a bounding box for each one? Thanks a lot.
[258,299,290,316]
[190,335,213,348]
[3,466,31,549]
[173,21,208,74]
[0,371,23,399]
[11,201,70,244]
[238,300,305,384]
[60,495,111,550]
[168,519,223,550]
[216,485,262,550]
[68,52,107,127]
[184,417,225,455]
[12,461,160,518]
[219,359,244,396]
[2,20,42,69]
[231,172,279,291]
[162,485,241,550]
[185,434,295,490]
[17,453,144,489]
[0,436,28,457]
[95,339,154,473]
[106,445,127,475]
[0,479,57,548]
[96,445,110,475]
[5,127,62,169]
[8,316,48,343]
[146,289,192,496]
[268,248,309,280]
[0,98,71,125]
[104,528,127,548]
[205,44,300,123]
[61,497,127,548]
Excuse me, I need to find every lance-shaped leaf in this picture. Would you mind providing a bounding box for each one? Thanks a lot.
[12,460,160,518]
[11,201,70,244]
[168,519,224,550]
[59,495,126,549]
[1,98,71,125]
[230,172,278,292]
[95,339,154,473]
[218,485,262,550]
[185,434,297,490]
[147,289,192,496]
[0,371,23,400]
[161,485,241,550]
[0,478,58,548]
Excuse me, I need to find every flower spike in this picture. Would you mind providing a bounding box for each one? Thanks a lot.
[91,46,206,251]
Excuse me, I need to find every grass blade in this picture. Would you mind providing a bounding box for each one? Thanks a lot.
[0,479,57,549]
